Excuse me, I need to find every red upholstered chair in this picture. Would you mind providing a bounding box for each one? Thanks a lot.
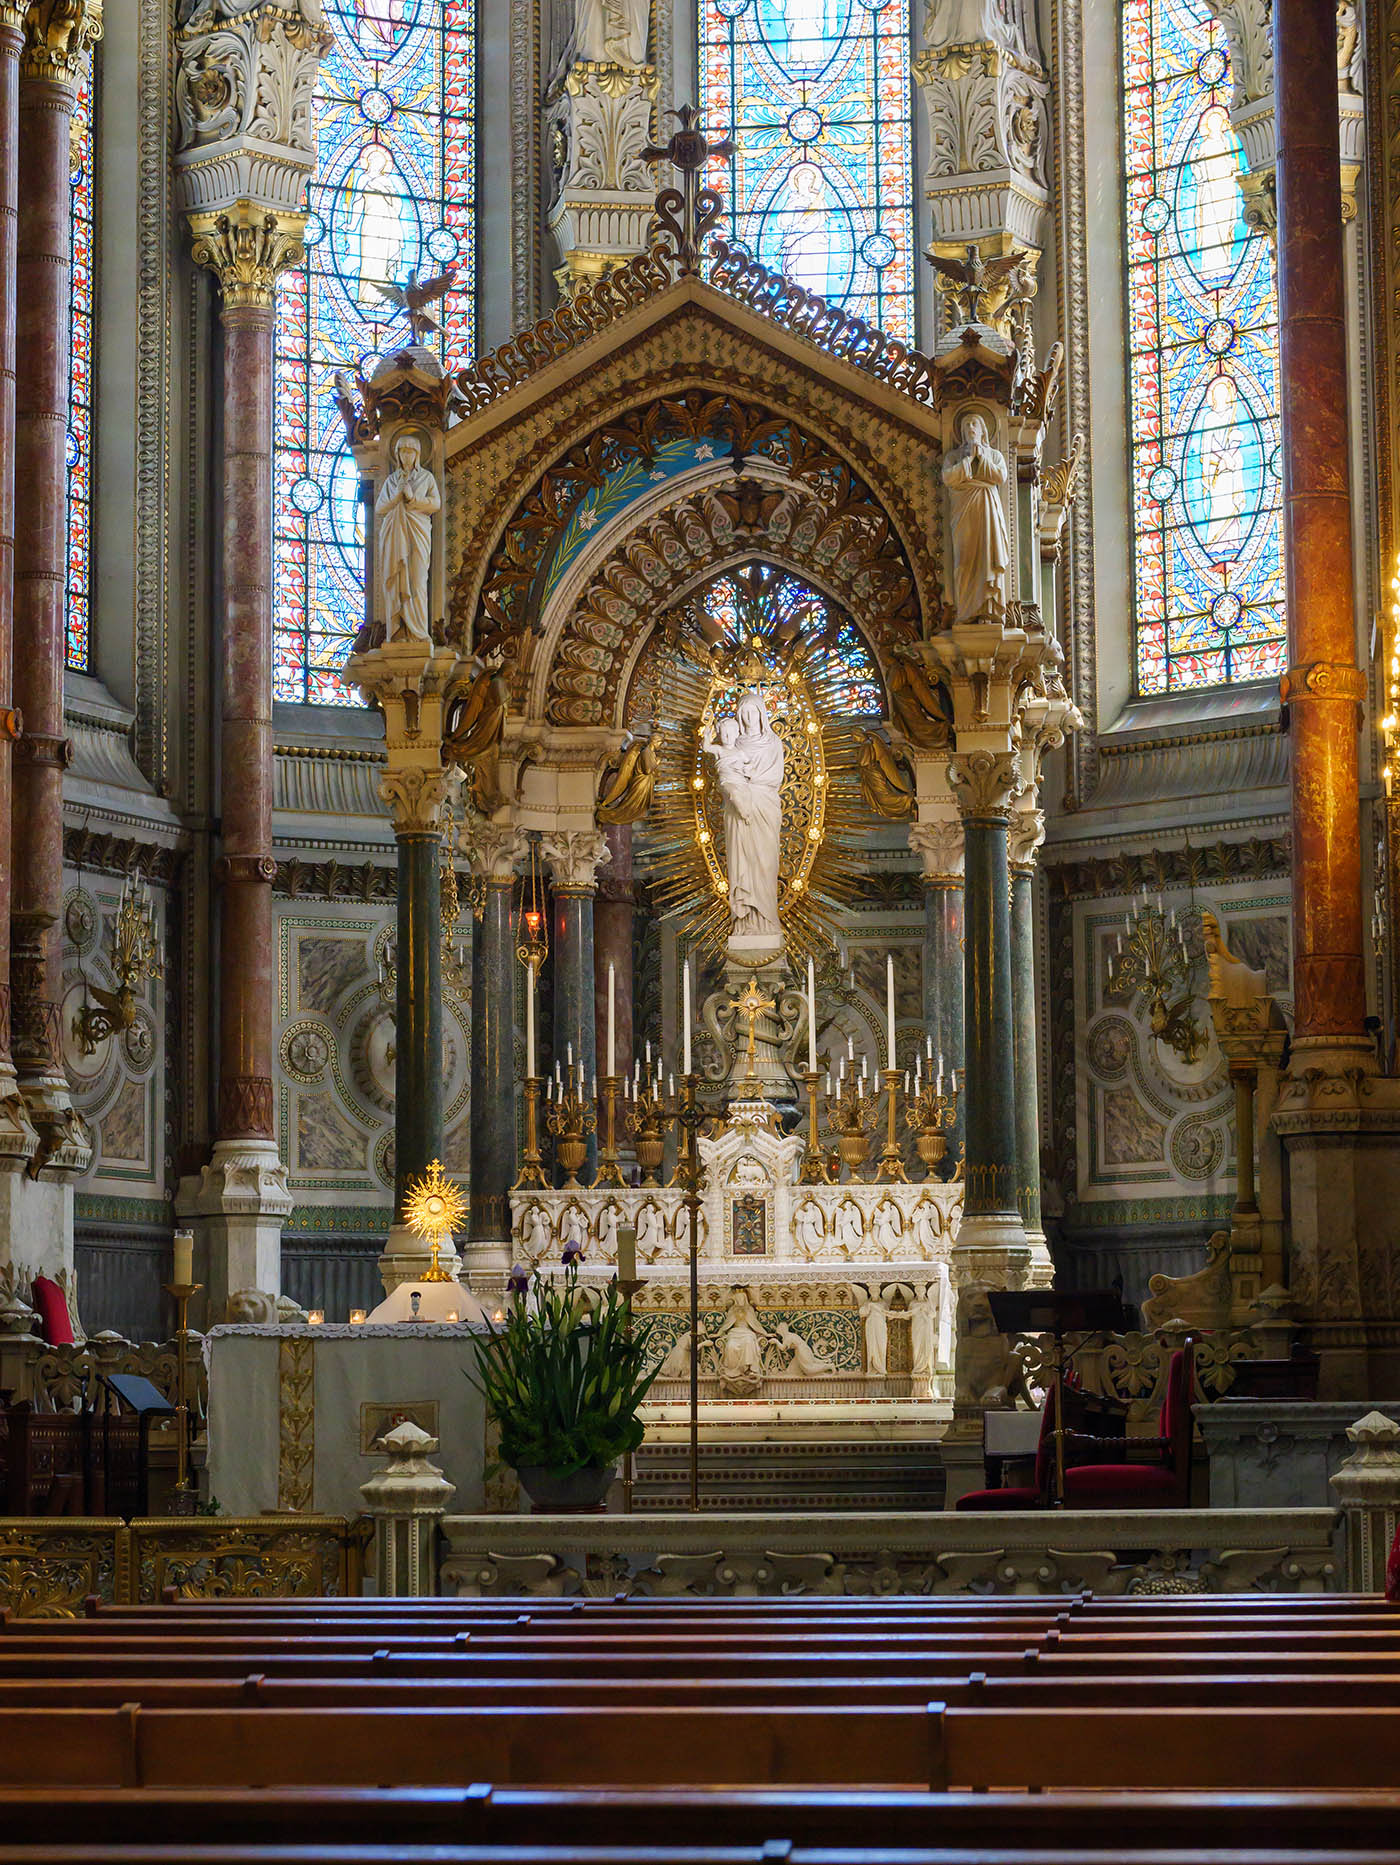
[30,1275,75,1347]
[955,1397,1052,1511]
[1060,1344,1195,1509]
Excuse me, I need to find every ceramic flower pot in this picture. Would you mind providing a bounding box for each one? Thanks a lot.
[516,1462,618,1513]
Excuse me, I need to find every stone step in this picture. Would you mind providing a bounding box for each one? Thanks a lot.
[632,1439,945,1513]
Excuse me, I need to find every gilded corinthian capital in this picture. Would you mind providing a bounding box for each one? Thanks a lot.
[186,202,306,310]
[20,0,101,86]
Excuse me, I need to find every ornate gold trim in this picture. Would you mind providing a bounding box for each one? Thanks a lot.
[186,202,306,311]
[276,1335,315,1511]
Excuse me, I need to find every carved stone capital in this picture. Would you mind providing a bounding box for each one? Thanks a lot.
[914,0,1049,326]
[543,828,612,893]
[379,765,456,836]
[20,0,101,88]
[546,60,659,286]
[186,201,306,311]
[909,818,965,882]
[175,1,332,221]
[462,823,526,883]
[947,748,1018,822]
[1007,804,1044,872]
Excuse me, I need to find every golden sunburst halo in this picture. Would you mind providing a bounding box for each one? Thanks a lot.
[402,1159,466,1248]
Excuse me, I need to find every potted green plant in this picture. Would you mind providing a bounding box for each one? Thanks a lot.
[467,1261,659,1512]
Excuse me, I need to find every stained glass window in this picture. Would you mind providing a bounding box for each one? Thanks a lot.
[273,0,475,705]
[1123,0,1285,694]
[700,0,914,343]
[65,50,95,672]
[703,565,883,716]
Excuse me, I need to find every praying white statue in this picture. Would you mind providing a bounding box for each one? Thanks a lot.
[873,1201,904,1258]
[635,1202,664,1262]
[574,0,648,64]
[914,1198,944,1257]
[596,1203,619,1261]
[941,412,1010,624]
[376,432,440,642]
[793,1200,825,1260]
[907,1282,940,1379]
[773,1320,837,1377]
[858,1287,890,1378]
[521,1203,550,1263]
[704,692,785,947]
[835,1200,864,1259]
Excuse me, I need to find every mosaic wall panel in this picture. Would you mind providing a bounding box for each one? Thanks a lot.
[61,876,167,1197]
[275,903,471,1221]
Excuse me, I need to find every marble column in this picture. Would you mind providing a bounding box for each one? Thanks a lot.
[174,212,304,1311]
[8,5,99,1181]
[594,824,634,1089]
[909,818,965,1178]
[1273,0,1367,1056]
[1009,807,1046,1246]
[393,830,443,1220]
[544,831,609,1185]
[951,752,1025,1258]
[466,828,523,1273]
[0,3,34,1177]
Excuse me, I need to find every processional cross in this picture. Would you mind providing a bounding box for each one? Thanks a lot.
[642,105,735,277]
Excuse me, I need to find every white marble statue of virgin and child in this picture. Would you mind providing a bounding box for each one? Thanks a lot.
[703,691,785,949]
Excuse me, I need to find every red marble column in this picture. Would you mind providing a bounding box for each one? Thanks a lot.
[594,824,634,1088]
[10,49,78,1100]
[0,9,23,1090]
[1274,0,1368,1047]
[215,304,277,1140]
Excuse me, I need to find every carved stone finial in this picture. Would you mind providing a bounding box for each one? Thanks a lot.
[640,103,735,276]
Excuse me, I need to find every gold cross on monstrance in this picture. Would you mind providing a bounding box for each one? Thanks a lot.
[731,978,776,1090]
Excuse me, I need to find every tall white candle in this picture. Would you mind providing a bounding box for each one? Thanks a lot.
[526,961,536,1077]
[886,954,896,1070]
[806,955,817,1073]
[607,962,616,1077]
[682,956,692,1075]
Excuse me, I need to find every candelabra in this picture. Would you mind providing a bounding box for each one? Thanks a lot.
[1111,896,1207,1065]
[906,1073,959,1175]
[514,1075,548,1189]
[546,1070,597,1188]
[826,1071,880,1177]
[73,872,163,1056]
[624,1075,670,1184]
[595,1074,626,1187]
[798,1069,833,1183]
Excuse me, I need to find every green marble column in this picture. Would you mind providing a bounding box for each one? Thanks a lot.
[394,831,442,1219]
[1009,852,1042,1237]
[552,888,597,1182]
[469,876,516,1246]
[911,820,965,1177]
[961,799,1021,1231]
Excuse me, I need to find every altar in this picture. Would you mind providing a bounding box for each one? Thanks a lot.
[511,1095,961,1424]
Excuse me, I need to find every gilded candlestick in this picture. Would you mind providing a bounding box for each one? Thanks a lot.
[595,1074,625,1187]
[875,1067,907,1182]
[624,1078,669,1185]
[162,1279,203,1505]
[798,1068,832,1183]
[513,1075,549,1189]
[828,1073,879,1178]
[545,1075,597,1188]
[907,1076,958,1175]
[673,1072,705,1511]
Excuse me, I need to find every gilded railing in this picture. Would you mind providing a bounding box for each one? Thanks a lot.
[0,1515,366,1618]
